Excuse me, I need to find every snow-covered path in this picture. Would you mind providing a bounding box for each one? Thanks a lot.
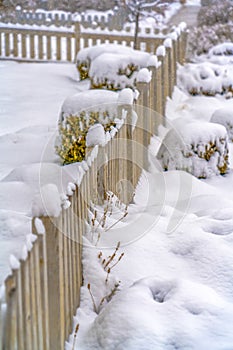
[169,2,200,28]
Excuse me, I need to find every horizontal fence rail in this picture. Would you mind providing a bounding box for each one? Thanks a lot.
[0,29,187,350]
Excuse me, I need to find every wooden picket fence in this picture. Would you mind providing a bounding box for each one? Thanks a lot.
[0,28,187,350]
[0,22,174,62]
[0,9,125,30]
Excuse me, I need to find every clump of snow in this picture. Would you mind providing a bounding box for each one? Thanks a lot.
[156,45,166,57]
[31,184,61,217]
[86,124,105,147]
[26,233,37,251]
[136,68,152,84]
[178,21,187,31]
[0,284,5,301]
[163,38,172,49]
[157,121,229,178]
[21,245,28,261]
[34,217,45,235]
[169,31,178,41]
[9,254,20,270]
[117,88,134,106]
[211,108,233,141]
[66,182,76,196]
[146,55,158,68]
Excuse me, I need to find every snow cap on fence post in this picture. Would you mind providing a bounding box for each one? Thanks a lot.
[34,217,46,235]
[164,38,172,49]
[147,55,159,68]
[9,254,20,270]
[117,88,134,118]
[178,21,187,32]
[156,45,166,58]
[136,68,152,84]
[86,124,105,147]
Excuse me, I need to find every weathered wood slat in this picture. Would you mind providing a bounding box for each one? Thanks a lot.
[38,34,43,60]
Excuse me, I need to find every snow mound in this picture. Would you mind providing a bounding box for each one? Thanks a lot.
[211,107,233,141]
[157,121,229,178]
[76,44,151,83]
[177,62,233,96]
[57,89,133,164]
[208,42,233,57]
[31,184,61,217]
[78,277,233,350]
[86,124,105,147]
[136,68,152,83]
[89,50,152,90]
[60,89,119,121]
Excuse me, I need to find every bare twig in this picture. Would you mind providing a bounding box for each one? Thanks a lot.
[87,283,98,313]
[72,323,80,350]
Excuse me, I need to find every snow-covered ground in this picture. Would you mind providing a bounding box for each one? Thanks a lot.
[65,50,233,349]
[1,35,233,350]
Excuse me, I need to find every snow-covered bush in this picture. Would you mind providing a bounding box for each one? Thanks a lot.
[157,122,229,178]
[189,0,233,56]
[208,43,233,57]
[76,44,132,80]
[211,108,233,141]
[198,0,233,27]
[76,44,155,90]
[177,62,233,96]
[89,53,152,90]
[56,89,133,164]
[189,23,233,56]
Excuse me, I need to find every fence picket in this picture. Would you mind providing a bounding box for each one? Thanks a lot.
[13,33,18,57]
[5,33,10,56]
[38,34,43,59]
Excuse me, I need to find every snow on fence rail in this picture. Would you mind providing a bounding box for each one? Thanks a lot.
[0,27,187,350]
[0,9,126,30]
[0,22,183,62]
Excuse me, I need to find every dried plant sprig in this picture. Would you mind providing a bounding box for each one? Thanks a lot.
[72,323,80,350]
[103,241,121,270]
[104,211,128,232]
[109,253,124,270]
[105,267,111,284]
[87,283,98,313]
[99,282,121,309]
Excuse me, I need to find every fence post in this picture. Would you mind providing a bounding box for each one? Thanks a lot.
[163,38,174,98]
[135,81,150,171]
[41,215,65,350]
[180,28,188,63]
[156,46,166,118]
[75,22,81,56]
[4,271,18,350]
